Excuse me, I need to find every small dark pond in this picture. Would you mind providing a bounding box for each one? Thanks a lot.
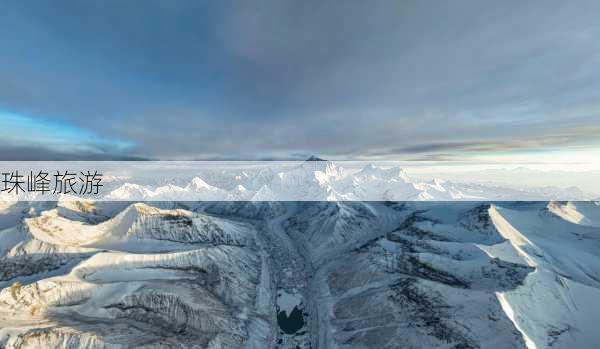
[277,306,305,334]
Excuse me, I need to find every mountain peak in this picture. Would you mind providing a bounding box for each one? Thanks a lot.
[301,157,341,178]
[187,177,212,190]
[357,164,410,182]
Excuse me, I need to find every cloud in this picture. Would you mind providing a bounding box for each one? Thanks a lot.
[0,1,599,160]
[0,145,145,161]
[356,125,600,158]
[0,111,135,158]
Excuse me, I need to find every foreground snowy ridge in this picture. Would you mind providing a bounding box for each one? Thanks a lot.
[0,199,599,348]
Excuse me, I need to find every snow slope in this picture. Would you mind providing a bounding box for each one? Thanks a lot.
[0,202,271,349]
[100,162,594,202]
[1,200,599,348]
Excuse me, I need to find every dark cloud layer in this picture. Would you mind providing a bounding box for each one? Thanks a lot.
[0,145,146,161]
[0,0,599,160]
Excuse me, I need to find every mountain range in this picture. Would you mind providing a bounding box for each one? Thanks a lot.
[94,161,595,202]
[1,197,600,348]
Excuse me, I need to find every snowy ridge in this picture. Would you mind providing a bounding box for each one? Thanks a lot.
[0,202,268,348]
[25,203,254,250]
[98,162,594,201]
[0,200,599,348]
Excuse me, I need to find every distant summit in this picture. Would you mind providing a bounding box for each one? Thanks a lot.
[305,155,326,161]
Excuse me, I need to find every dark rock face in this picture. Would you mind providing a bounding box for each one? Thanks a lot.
[322,203,534,349]
[305,156,326,162]
[204,201,287,219]
[0,254,84,282]
[388,277,476,348]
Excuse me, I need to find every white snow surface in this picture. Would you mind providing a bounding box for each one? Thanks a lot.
[98,162,594,201]
[0,199,600,348]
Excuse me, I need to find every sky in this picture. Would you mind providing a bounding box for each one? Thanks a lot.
[1,0,599,162]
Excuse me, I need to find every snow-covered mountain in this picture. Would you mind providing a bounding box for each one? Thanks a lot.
[1,199,600,348]
[100,161,595,202]
[0,201,269,348]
